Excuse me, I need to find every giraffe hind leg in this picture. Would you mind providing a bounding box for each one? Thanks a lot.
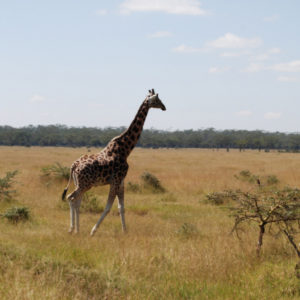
[67,189,82,234]
[68,200,75,233]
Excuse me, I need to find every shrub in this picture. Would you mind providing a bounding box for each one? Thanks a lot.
[126,181,141,193]
[176,223,198,238]
[41,162,69,180]
[2,206,30,223]
[266,175,279,185]
[0,170,18,201]
[204,190,238,205]
[234,170,279,187]
[141,172,165,193]
[81,192,104,214]
[234,170,258,184]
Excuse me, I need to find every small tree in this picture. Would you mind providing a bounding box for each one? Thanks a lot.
[0,170,18,201]
[230,187,300,257]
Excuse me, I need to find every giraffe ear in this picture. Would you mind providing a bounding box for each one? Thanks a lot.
[148,90,151,93]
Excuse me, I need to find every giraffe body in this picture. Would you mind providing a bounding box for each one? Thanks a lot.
[62,89,166,235]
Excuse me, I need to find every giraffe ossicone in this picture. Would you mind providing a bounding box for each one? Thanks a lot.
[62,89,166,235]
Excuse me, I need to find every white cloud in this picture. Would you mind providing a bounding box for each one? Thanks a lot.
[263,14,279,22]
[277,76,298,82]
[208,66,230,74]
[244,63,265,73]
[207,33,262,49]
[268,47,281,54]
[30,94,46,103]
[149,31,173,38]
[172,44,203,53]
[120,0,207,15]
[95,9,107,16]
[251,53,270,61]
[271,60,300,72]
[221,51,251,58]
[236,110,253,117]
[250,48,281,62]
[264,112,282,120]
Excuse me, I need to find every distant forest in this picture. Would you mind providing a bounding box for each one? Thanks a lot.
[1,125,300,151]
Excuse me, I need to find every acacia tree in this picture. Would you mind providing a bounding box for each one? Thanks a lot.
[230,187,300,258]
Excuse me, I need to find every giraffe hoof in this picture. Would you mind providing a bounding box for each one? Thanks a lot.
[90,226,97,236]
[68,228,74,234]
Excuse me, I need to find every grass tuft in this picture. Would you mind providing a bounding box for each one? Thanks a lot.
[41,162,69,180]
[1,206,30,223]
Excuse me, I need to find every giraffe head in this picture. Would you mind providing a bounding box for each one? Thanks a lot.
[146,89,166,111]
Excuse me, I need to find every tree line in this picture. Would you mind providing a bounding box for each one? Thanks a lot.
[1,125,300,151]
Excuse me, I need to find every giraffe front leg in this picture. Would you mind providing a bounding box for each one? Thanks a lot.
[90,184,116,236]
[117,180,127,232]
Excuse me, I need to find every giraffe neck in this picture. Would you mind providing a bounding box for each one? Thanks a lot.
[119,100,149,157]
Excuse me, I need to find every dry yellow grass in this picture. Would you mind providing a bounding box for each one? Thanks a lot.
[0,147,299,299]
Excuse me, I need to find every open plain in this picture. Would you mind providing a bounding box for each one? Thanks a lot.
[0,147,300,299]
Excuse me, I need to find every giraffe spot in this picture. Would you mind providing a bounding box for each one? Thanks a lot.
[133,126,139,133]
[130,134,135,142]
[137,120,142,126]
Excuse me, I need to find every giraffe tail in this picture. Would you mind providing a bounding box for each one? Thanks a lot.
[62,166,75,201]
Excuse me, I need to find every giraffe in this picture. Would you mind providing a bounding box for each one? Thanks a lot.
[62,89,166,236]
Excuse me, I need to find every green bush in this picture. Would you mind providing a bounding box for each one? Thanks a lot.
[234,170,258,184]
[266,175,279,185]
[0,170,18,201]
[41,162,69,180]
[81,192,104,214]
[204,190,238,205]
[141,172,165,193]
[126,181,141,193]
[2,206,30,223]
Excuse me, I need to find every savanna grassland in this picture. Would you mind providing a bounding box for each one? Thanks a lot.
[0,146,300,299]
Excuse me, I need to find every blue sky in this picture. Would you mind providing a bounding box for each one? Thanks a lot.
[1,0,300,132]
